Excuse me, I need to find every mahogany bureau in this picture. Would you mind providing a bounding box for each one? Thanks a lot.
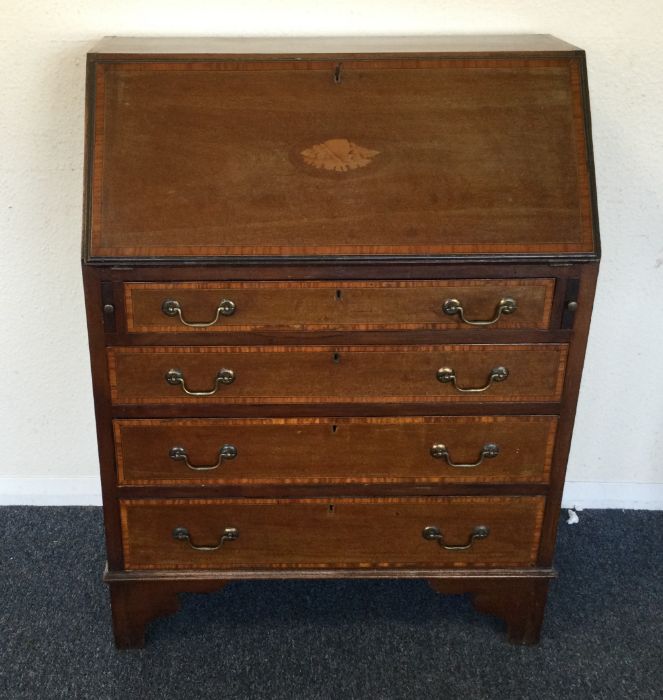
[81,35,600,648]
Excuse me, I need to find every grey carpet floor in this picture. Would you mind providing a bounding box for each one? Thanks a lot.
[0,508,661,699]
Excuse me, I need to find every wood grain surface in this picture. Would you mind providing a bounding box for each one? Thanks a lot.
[120,496,545,569]
[107,344,568,405]
[124,279,555,333]
[87,57,595,259]
[89,35,583,57]
[114,415,557,485]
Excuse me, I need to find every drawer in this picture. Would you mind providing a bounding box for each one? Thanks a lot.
[114,416,558,485]
[120,496,545,570]
[107,344,568,405]
[123,279,556,333]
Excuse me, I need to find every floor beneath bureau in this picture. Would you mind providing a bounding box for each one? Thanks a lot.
[1,508,661,699]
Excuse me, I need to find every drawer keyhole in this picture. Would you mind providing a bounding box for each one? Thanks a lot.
[333,352,341,364]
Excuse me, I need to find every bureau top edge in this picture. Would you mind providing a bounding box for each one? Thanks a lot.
[81,252,601,268]
[88,35,583,60]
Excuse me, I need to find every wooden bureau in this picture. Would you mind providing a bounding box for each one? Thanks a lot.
[82,35,600,647]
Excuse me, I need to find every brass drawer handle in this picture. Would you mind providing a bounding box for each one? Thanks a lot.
[422,525,490,551]
[430,442,500,468]
[172,526,239,551]
[162,298,236,327]
[443,297,517,326]
[169,444,237,471]
[165,368,235,396]
[436,366,508,393]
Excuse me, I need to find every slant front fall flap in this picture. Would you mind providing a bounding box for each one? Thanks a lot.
[86,55,596,259]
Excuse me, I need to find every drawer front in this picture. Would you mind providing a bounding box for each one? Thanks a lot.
[124,279,555,333]
[120,496,545,569]
[114,416,558,485]
[107,344,568,405]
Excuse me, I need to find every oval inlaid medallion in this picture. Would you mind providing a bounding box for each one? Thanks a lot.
[301,138,380,172]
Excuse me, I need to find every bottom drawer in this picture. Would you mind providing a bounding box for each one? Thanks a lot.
[120,496,545,570]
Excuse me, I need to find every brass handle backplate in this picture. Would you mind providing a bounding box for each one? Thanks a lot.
[422,525,490,551]
[442,297,517,326]
[172,526,239,551]
[430,442,500,468]
[165,368,235,396]
[436,366,508,393]
[162,298,236,327]
[170,444,238,471]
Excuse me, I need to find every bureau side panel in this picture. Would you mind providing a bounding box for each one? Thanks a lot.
[537,262,598,565]
[82,264,124,569]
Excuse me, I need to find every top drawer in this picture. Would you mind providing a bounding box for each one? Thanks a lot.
[123,279,555,333]
[85,56,597,260]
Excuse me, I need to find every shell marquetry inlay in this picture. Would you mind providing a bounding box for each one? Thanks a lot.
[301,138,380,172]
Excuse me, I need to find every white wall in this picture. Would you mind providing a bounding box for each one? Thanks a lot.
[1,1,662,507]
